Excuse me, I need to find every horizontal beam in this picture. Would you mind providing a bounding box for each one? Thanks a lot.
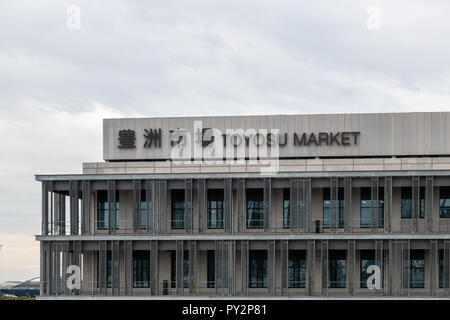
[36,170,450,181]
[35,233,450,242]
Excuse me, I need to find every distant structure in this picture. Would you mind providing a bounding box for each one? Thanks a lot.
[0,277,40,298]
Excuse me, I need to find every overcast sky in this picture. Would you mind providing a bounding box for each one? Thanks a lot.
[1,0,450,283]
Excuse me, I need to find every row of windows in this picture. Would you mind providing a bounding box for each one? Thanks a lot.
[97,187,450,230]
[98,249,447,289]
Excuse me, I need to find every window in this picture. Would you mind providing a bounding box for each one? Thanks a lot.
[440,187,450,218]
[283,188,290,228]
[207,251,215,288]
[249,250,267,288]
[360,250,375,288]
[409,250,425,288]
[139,190,153,230]
[133,251,150,288]
[329,250,346,288]
[360,187,384,228]
[439,250,445,289]
[171,190,185,229]
[97,251,117,288]
[97,190,119,230]
[170,251,189,288]
[208,189,224,229]
[288,250,306,288]
[401,187,425,219]
[323,188,344,228]
[247,189,264,229]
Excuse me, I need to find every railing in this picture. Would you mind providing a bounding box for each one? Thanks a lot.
[41,217,450,236]
[38,279,449,297]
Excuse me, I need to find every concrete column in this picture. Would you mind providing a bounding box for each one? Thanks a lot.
[347,240,356,295]
[185,179,193,232]
[215,240,223,295]
[132,180,141,233]
[321,240,329,295]
[305,178,312,233]
[223,241,230,295]
[153,181,160,234]
[444,240,450,295]
[81,180,91,235]
[290,178,299,232]
[267,239,276,295]
[237,179,245,233]
[401,240,410,296]
[62,241,68,295]
[70,180,80,235]
[176,240,184,295]
[330,178,339,232]
[307,240,315,295]
[42,181,49,235]
[146,180,154,233]
[124,240,133,296]
[228,240,236,295]
[280,240,288,296]
[370,177,379,232]
[107,180,116,234]
[45,242,51,295]
[224,178,233,233]
[55,242,61,296]
[111,240,120,296]
[388,240,399,296]
[149,180,158,233]
[40,242,46,296]
[189,240,197,295]
[384,177,392,233]
[240,240,248,296]
[198,179,206,233]
[412,176,420,233]
[49,181,54,235]
[98,241,107,295]
[375,239,383,296]
[50,242,58,295]
[150,240,159,295]
[344,177,352,232]
[429,240,438,296]
[158,180,167,234]
[264,178,271,232]
[425,176,434,233]
[69,241,82,295]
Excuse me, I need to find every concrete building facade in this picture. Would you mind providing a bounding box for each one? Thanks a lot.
[36,112,450,298]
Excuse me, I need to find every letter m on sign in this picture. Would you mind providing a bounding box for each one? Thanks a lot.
[144,128,162,148]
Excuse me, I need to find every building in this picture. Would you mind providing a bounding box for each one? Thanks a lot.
[36,112,450,298]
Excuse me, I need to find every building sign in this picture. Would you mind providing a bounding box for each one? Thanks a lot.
[103,113,450,161]
[117,128,361,149]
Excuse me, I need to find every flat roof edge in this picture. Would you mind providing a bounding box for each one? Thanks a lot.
[35,170,450,181]
[102,110,450,121]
